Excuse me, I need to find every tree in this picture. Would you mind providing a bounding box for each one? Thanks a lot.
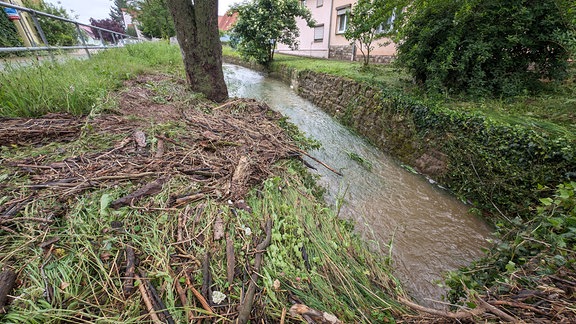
[344,0,396,66]
[165,0,228,102]
[23,0,77,46]
[230,0,314,66]
[89,18,125,43]
[131,0,175,39]
[110,0,128,28]
[395,0,574,97]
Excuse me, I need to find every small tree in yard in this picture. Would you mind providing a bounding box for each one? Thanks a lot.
[231,0,314,66]
[344,0,396,66]
[109,0,128,28]
[131,0,175,39]
[166,0,228,102]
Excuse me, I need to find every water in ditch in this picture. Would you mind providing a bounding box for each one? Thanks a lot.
[223,63,493,307]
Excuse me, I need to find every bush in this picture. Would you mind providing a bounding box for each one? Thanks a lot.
[396,0,573,97]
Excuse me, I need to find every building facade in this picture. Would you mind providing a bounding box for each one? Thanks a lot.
[276,0,396,63]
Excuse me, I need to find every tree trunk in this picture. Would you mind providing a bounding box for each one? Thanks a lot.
[166,0,228,102]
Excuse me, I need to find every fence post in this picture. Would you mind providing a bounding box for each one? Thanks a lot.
[75,23,91,58]
[29,11,54,61]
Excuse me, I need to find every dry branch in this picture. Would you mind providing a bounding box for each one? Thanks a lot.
[399,296,519,323]
[226,232,235,286]
[123,246,136,298]
[136,274,163,324]
[111,177,167,209]
[294,149,343,176]
[0,270,16,314]
[184,271,214,314]
[237,218,273,324]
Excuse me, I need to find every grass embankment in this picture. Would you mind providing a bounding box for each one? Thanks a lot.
[1,42,405,322]
[223,46,576,321]
[0,42,183,117]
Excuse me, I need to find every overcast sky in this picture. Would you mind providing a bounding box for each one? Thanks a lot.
[46,0,238,25]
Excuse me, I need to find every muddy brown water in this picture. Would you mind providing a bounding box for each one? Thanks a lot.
[224,63,493,307]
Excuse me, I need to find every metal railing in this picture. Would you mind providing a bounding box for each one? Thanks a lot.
[0,1,143,58]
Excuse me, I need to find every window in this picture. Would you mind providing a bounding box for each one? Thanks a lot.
[336,7,350,34]
[376,10,397,34]
[316,0,323,7]
[314,24,324,42]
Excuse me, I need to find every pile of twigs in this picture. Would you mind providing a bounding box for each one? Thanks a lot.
[0,113,85,146]
[1,98,300,215]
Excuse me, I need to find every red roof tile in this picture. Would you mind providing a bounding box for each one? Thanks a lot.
[218,12,238,31]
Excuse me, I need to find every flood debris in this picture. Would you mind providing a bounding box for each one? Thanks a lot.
[0,113,84,147]
[0,74,402,323]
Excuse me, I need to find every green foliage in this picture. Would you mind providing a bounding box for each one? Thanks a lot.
[0,9,21,49]
[130,0,175,39]
[372,90,576,218]
[344,0,395,66]
[230,0,314,66]
[0,42,183,117]
[109,0,128,28]
[24,0,78,46]
[126,24,137,37]
[396,0,573,97]
[445,181,576,302]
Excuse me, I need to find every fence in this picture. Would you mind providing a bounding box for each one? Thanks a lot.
[0,1,142,58]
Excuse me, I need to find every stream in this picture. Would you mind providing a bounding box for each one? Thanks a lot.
[223,63,493,307]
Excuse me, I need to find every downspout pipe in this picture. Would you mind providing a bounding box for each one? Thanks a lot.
[327,0,334,59]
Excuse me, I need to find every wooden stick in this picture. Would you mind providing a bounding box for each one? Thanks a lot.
[135,274,162,324]
[123,246,136,298]
[201,252,212,306]
[144,274,176,324]
[294,149,343,176]
[226,232,235,286]
[184,271,214,314]
[0,270,16,314]
[477,298,518,323]
[174,278,193,322]
[111,177,167,209]
[488,300,547,315]
[399,297,485,319]
[237,218,273,324]
[280,307,287,324]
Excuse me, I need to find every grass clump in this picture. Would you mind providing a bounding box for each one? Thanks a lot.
[0,41,183,117]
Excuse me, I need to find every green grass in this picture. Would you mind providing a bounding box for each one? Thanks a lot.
[0,41,183,117]
[0,145,406,323]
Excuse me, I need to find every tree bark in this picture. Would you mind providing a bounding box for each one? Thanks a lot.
[166,0,228,102]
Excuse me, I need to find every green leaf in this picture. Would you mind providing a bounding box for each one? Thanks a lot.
[505,261,516,273]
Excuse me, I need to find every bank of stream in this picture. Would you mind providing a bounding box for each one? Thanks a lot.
[224,63,493,307]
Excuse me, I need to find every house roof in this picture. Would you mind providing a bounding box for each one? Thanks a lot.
[218,12,238,31]
[79,25,96,38]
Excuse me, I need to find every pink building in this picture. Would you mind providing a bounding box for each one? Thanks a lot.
[276,0,396,63]
[276,0,331,58]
